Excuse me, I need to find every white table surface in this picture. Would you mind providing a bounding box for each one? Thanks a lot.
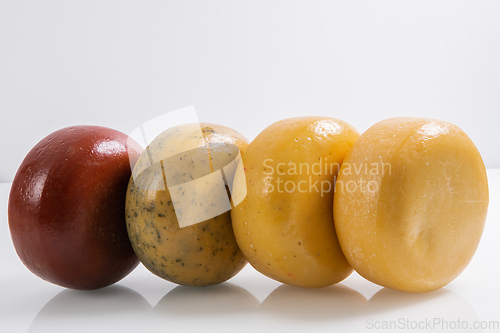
[1,170,499,333]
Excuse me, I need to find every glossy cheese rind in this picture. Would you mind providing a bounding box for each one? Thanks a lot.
[334,117,489,292]
[231,117,359,288]
[126,123,248,286]
[8,126,141,290]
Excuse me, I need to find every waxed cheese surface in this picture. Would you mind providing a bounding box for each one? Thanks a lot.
[334,117,489,293]
[126,123,248,286]
[231,117,359,288]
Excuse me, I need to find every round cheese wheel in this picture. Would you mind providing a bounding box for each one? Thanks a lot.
[126,123,248,286]
[334,117,489,292]
[231,117,359,288]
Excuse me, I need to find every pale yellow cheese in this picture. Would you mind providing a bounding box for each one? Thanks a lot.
[334,117,489,292]
[231,117,359,288]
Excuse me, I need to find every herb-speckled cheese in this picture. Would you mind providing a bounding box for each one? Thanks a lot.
[126,123,248,286]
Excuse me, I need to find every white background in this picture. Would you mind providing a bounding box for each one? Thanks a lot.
[1,0,500,182]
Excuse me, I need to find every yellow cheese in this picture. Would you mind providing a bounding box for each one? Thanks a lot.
[231,117,359,288]
[334,117,489,292]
